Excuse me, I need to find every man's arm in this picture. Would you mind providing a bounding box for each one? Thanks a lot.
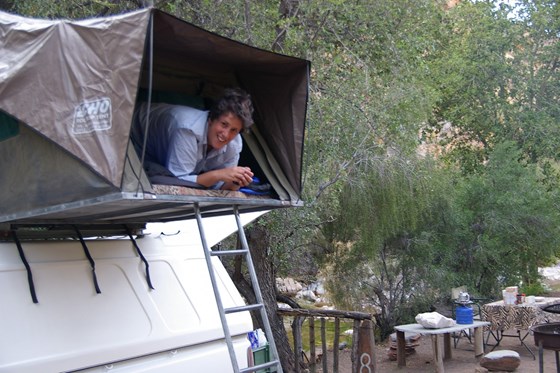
[166,128,200,183]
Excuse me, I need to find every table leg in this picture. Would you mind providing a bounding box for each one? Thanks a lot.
[538,341,543,373]
[474,327,484,356]
[517,330,535,360]
[443,333,452,360]
[396,330,406,367]
[431,334,445,373]
[487,329,503,351]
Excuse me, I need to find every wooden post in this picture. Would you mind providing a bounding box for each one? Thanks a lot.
[396,330,406,367]
[310,317,316,373]
[321,318,328,373]
[352,319,361,373]
[292,316,302,373]
[333,318,340,373]
[357,319,376,372]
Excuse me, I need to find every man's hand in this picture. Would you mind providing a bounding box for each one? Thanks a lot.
[196,166,253,190]
[221,166,254,190]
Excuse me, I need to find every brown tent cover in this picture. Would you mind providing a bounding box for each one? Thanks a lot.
[0,8,309,225]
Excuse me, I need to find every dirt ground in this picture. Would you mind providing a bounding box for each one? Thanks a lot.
[310,271,560,372]
[316,328,556,372]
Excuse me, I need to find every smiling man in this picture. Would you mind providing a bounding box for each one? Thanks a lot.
[132,88,254,190]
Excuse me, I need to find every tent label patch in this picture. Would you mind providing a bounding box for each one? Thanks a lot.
[72,97,112,134]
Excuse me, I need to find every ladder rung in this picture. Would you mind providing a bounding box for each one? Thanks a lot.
[240,359,281,373]
[211,249,248,257]
[225,303,263,314]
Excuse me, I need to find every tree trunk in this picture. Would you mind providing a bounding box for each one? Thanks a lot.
[229,224,297,372]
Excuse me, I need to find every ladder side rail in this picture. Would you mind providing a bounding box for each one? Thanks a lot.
[234,205,284,373]
[194,204,240,373]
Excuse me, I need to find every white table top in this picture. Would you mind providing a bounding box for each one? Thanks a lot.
[394,321,490,335]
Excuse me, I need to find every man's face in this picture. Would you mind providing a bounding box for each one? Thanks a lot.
[207,112,243,150]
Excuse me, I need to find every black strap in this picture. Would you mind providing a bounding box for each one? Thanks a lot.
[73,226,101,294]
[11,230,38,303]
[126,226,155,290]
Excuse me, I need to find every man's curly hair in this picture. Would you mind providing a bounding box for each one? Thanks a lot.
[209,88,254,133]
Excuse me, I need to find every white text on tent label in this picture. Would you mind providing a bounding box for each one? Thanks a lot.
[72,97,112,134]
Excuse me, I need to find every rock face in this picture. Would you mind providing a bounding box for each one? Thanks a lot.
[276,277,331,306]
[479,350,521,372]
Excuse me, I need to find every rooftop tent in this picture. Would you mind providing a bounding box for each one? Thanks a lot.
[0,8,309,226]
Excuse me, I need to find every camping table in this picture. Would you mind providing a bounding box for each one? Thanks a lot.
[481,297,560,359]
[394,321,490,373]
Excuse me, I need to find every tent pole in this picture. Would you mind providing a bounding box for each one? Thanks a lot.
[135,10,154,195]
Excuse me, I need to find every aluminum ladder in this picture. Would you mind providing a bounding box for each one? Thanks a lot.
[194,204,283,373]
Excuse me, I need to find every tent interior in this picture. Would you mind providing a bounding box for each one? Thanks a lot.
[0,9,309,236]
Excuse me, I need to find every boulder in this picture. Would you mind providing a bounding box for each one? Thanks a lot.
[276,277,303,295]
[308,279,326,295]
[296,289,318,302]
[387,332,421,361]
[480,350,520,372]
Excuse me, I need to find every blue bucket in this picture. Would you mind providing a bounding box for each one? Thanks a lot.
[456,305,474,324]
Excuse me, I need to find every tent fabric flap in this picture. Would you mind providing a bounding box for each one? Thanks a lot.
[0,9,150,187]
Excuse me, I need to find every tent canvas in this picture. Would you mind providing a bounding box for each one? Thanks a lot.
[0,8,309,226]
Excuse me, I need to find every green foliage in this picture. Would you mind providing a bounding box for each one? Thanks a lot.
[452,142,560,296]
[427,0,560,171]
[6,0,133,18]
[427,1,518,171]
[324,155,458,338]
[520,282,547,296]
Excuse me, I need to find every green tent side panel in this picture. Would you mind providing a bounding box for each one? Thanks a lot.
[0,111,19,142]
[0,124,117,221]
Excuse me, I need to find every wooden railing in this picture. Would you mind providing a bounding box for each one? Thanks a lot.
[277,308,377,373]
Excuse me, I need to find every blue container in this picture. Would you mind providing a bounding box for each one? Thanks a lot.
[455,305,474,324]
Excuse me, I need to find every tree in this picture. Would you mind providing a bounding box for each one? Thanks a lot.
[425,0,520,173]
[452,141,560,295]
[323,155,458,338]
[508,0,560,164]
[426,0,560,171]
